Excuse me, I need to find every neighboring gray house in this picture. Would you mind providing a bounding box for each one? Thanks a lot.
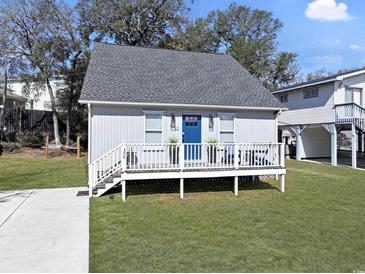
[273,68,365,169]
[79,42,286,199]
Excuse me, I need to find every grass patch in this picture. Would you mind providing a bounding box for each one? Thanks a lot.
[90,160,365,272]
[0,157,88,190]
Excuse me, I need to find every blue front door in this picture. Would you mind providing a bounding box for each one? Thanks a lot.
[182,115,202,160]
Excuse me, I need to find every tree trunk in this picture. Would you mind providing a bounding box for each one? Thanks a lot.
[65,106,71,146]
[45,77,61,146]
[65,51,82,146]
[0,64,8,141]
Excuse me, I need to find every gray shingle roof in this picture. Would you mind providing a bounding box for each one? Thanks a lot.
[79,42,284,109]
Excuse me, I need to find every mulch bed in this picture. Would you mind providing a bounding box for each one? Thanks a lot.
[2,148,87,158]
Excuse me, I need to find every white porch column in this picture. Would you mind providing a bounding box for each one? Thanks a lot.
[180,178,184,199]
[121,180,126,201]
[279,174,285,193]
[322,124,337,166]
[331,128,337,166]
[234,176,238,196]
[352,124,357,169]
[290,125,306,161]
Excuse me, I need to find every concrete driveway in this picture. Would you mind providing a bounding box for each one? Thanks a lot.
[0,187,89,273]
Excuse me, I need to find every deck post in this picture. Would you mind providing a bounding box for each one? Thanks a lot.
[279,174,285,193]
[234,176,238,196]
[121,180,126,201]
[180,178,184,199]
[352,123,357,168]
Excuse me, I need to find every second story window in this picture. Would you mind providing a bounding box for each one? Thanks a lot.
[280,94,288,102]
[303,88,318,99]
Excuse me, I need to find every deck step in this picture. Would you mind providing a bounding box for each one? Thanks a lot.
[95,177,122,197]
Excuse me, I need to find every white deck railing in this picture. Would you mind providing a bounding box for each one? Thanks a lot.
[335,103,365,130]
[89,143,285,190]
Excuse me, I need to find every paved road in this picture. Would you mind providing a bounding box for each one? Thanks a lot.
[0,187,89,273]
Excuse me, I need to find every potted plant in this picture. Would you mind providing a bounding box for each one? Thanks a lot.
[168,136,179,165]
[207,138,218,163]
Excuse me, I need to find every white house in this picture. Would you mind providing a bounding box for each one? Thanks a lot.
[272,68,365,169]
[0,77,65,111]
[0,87,26,110]
[79,43,287,199]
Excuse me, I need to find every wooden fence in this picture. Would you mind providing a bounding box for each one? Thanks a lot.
[4,109,56,141]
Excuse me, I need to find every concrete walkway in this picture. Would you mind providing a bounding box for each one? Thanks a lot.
[0,187,89,273]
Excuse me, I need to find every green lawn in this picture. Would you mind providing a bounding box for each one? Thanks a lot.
[90,160,365,272]
[0,157,88,190]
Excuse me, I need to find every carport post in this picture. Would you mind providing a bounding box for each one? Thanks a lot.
[290,125,306,161]
[352,124,357,169]
[322,124,337,166]
[331,125,337,166]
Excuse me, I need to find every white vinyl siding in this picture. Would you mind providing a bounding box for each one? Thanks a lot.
[89,105,277,161]
[275,83,335,125]
[145,113,163,143]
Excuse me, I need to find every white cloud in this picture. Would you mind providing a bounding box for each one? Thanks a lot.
[306,54,344,67]
[305,0,352,22]
[350,44,365,50]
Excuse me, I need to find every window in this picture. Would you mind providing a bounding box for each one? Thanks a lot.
[280,94,288,102]
[303,88,318,99]
[219,113,234,143]
[345,87,362,105]
[145,112,163,143]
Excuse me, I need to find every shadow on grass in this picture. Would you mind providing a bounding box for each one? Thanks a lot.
[106,176,278,197]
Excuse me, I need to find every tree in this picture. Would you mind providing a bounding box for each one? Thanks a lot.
[0,12,22,141]
[0,0,80,146]
[77,0,188,47]
[306,68,331,81]
[175,3,300,89]
[51,2,91,146]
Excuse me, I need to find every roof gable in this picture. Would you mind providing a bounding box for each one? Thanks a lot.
[79,43,284,109]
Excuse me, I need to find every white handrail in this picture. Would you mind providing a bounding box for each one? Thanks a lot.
[89,142,285,192]
[335,103,365,131]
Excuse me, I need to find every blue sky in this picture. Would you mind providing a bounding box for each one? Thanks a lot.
[67,0,365,76]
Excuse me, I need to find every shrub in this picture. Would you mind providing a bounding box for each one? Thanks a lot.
[0,142,22,152]
[16,131,44,148]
